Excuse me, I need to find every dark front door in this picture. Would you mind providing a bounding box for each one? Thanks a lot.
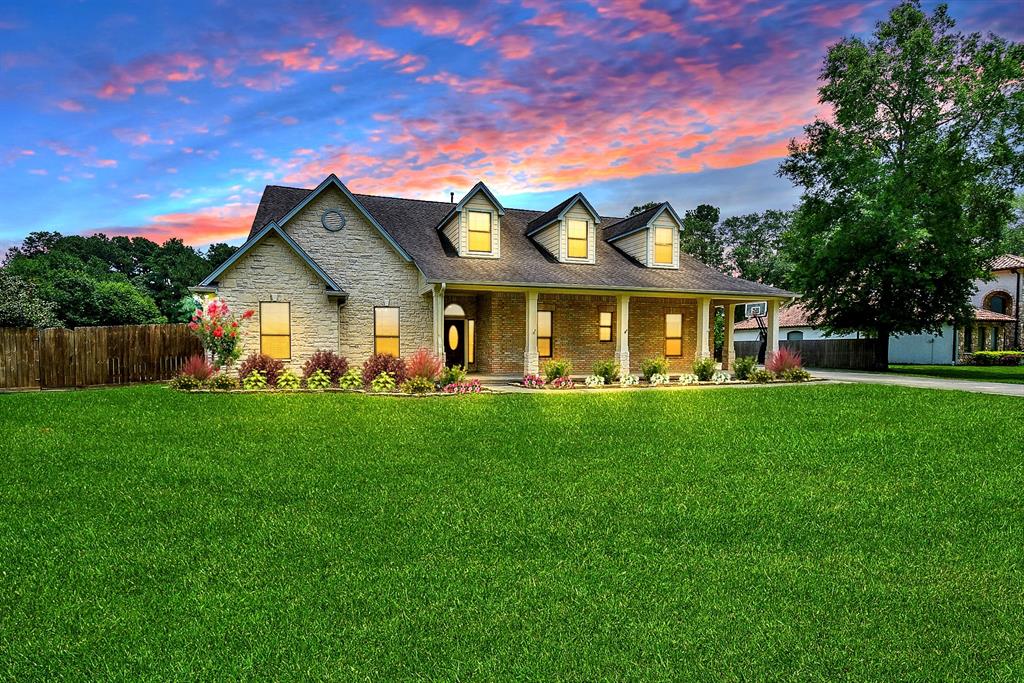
[445,320,465,367]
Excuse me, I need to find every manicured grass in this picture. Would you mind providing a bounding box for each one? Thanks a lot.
[1,385,1023,680]
[889,363,1024,384]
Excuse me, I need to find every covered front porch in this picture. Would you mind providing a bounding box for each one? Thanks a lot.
[427,285,785,377]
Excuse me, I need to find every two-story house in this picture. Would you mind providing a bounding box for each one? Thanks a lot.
[193,174,795,376]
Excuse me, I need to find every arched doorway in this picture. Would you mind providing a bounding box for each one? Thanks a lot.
[443,303,466,367]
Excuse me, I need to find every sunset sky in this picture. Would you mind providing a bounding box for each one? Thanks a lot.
[1,0,1020,250]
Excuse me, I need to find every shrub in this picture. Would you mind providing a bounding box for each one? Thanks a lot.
[277,369,301,390]
[242,369,268,390]
[712,371,730,384]
[406,347,444,381]
[439,364,467,386]
[362,354,406,386]
[584,374,605,388]
[748,368,774,384]
[337,368,363,390]
[522,374,545,388]
[766,347,802,376]
[240,353,284,387]
[780,367,811,382]
[306,369,332,390]
[400,376,436,394]
[169,374,203,391]
[678,373,698,385]
[591,360,620,385]
[302,350,348,385]
[443,379,482,394]
[620,373,640,387]
[649,373,670,386]
[180,354,215,382]
[206,373,238,391]
[541,359,572,382]
[692,357,716,382]
[968,351,1024,366]
[370,371,397,393]
[733,356,756,381]
[551,376,575,389]
[639,357,668,380]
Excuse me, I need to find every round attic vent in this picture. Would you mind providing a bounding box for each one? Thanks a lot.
[322,209,346,232]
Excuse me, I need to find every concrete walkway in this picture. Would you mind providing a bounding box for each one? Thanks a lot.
[811,369,1024,397]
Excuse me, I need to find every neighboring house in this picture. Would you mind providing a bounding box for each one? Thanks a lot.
[734,255,1023,365]
[192,174,795,376]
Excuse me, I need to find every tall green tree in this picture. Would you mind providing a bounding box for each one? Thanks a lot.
[779,1,1024,369]
[680,204,725,269]
[628,201,661,217]
[721,209,794,288]
[0,271,60,328]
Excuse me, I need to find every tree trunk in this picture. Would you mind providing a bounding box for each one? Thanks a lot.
[874,326,891,371]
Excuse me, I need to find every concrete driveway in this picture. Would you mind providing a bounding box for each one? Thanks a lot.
[811,369,1024,397]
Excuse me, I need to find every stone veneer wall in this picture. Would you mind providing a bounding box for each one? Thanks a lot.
[217,185,433,372]
[215,234,339,369]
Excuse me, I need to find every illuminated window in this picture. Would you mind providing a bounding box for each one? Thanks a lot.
[538,310,552,358]
[654,226,674,265]
[566,218,588,259]
[665,312,682,356]
[260,302,291,359]
[467,211,492,253]
[374,307,400,356]
[467,320,475,364]
[599,311,612,342]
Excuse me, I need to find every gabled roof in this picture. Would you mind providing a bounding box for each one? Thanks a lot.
[603,202,683,242]
[198,221,346,297]
[243,184,797,298]
[991,254,1024,271]
[525,193,602,235]
[434,181,505,229]
[273,174,411,261]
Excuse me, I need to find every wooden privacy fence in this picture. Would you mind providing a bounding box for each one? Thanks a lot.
[0,324,202,390]
[734,338,879,370]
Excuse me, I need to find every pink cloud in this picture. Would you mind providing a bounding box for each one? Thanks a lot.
[122,203,257,244]
[260,45,336,72]
[112,128,174,146]
[28,168,47,175]
[96,52,205,99]
[381,5,490,47]
[56,99,85,112]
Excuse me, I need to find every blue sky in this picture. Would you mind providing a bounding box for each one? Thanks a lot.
[0,0,1020,249]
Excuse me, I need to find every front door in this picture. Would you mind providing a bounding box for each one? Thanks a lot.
[445,320,465,367]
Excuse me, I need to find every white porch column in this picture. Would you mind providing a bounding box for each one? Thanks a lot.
[431,285,445,356]
[766,298,780,359]
[615,294,630,375]
[524,290,539,375]
[722,303,736,370]
[695,297,711,360]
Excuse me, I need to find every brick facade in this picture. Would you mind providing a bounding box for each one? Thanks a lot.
[447,290,702,376]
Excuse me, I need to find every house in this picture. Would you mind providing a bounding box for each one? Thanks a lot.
[734,255,1023,364]
[193,174,795,376]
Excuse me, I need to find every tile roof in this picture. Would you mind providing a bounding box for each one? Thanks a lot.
[246,184,797,298]
[991,254,1024,270]
[734,303,813,329]
[973,307,1016,322]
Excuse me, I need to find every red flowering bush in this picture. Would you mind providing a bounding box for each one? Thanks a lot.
[405,347,444,381]
[766,347,803,376]
[362,353,406,386]
[302,350,348,385]
[187,297,254,368]
[180,354,215,381]
[443,379,482,394]
[239,353,285,387]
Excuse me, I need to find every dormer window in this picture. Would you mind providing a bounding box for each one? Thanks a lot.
[467,210,492,253]
[653,227,674,265]
[567,219,589,259]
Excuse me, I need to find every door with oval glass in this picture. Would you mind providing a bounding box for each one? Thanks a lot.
[445,319,465,367]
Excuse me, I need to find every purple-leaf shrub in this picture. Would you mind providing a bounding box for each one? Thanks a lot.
[302,350,348,385]
[362,353,406,386]
[239,353,285,387]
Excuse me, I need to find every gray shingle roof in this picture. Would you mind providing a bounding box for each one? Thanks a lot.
[525,194,582,233]
[247,184,796,298]
[602,204,662,241]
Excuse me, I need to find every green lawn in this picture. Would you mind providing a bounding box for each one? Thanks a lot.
[889,363,1024,384]
[2,385,1023,680]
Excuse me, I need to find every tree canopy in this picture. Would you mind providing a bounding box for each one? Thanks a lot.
[778,0,1024,368]
[2,232,236,328]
